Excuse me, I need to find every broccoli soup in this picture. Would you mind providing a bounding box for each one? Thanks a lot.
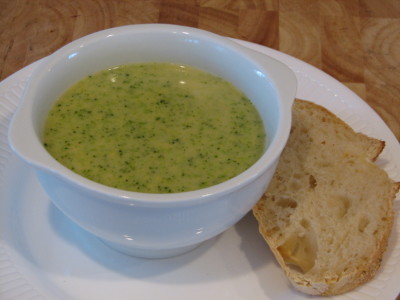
[43,63,266,193]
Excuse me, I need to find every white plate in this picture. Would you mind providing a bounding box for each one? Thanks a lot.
[0,40,399,300]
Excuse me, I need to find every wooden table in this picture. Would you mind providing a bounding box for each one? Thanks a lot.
[1,0,399,299]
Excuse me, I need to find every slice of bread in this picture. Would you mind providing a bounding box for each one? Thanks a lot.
[252,99,400,296]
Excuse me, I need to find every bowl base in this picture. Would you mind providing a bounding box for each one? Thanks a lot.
[100,239,203,259]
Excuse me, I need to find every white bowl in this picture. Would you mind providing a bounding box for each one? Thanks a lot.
[8,24,296,258]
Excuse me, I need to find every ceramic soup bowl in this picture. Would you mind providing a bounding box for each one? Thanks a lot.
[9,24,296,258]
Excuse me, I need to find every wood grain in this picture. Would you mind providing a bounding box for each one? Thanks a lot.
[0,0,399,298]
[1,0,398,141]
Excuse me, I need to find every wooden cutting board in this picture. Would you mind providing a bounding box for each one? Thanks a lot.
[1,0,399,141]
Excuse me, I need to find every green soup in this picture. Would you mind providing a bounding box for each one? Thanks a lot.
[43,63,266,193]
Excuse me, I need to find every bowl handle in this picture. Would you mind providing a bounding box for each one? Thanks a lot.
[240,45,297,107]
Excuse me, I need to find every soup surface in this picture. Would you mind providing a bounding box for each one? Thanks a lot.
[43,63,265,193]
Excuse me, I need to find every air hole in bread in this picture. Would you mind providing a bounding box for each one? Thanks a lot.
[278,229,317,274]
[337,195,351,218]
[309,175,317,189]
[358,216,370,233]
[300,219,310,229]
[277,197,298,209]
[269,226,280,234]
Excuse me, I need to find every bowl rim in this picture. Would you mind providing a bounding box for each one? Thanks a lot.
[9,24,296,205]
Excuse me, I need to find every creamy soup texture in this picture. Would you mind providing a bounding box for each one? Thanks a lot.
[43,63,266,193]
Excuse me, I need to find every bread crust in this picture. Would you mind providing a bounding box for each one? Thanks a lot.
[253,99,400,296]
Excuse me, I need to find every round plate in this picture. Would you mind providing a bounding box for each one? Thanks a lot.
[0,40,399,300]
